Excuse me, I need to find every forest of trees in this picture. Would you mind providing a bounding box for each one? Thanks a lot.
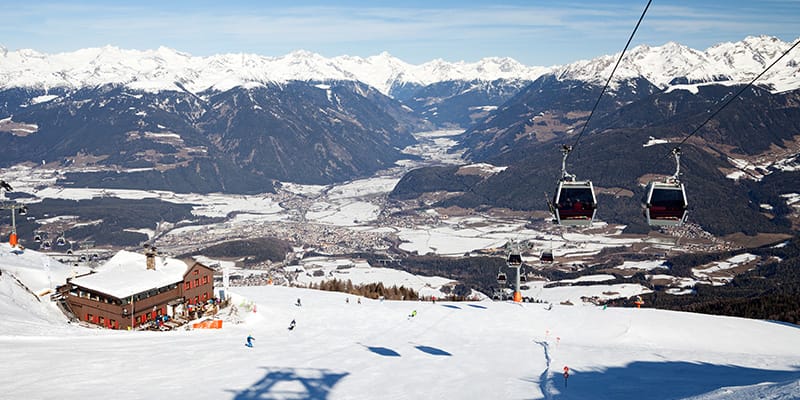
[183,237,293,265]
[644,236,800,324]
[351,234,800,323]
[307,278,421,301]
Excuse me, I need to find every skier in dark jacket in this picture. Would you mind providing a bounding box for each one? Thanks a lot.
[245,334,255,348]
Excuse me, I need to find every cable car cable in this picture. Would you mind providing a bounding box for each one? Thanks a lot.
[548,0,652,227]
[607,37,800,200]
[671,38,800,153]
[569,0,653,152]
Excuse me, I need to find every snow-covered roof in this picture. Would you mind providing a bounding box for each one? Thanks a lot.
[68,250,190,299]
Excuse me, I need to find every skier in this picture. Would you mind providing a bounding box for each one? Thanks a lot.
[409,310,417,318]
[296,298,302,307]
[245,334,255,348]
[288,319,296,331]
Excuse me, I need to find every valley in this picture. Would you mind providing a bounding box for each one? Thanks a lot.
[1,129,775,308]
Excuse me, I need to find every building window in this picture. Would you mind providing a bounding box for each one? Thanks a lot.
[194,296,199,304]
[194,278,199,287]
[202,292,208,301]
[87,313,93,322]
[194,270,199,275]
[185,282,190,290]
[202,276,209,285]
[99,316,104,325]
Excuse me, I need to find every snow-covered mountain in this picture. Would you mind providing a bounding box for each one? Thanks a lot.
[0,46,549,95]
[557,35,800,92]
[2,35,797,96]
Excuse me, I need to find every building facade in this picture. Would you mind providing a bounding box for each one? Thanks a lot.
[60,250,214,330]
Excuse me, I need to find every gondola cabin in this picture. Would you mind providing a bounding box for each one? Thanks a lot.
[553,180,597,226]
[644,181,687,226]
[497,272,507,286]
[507,253,523,266]
[540,251,554,263]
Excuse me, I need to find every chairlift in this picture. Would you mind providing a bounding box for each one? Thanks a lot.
[66,248,73,255]
[34,232,43,242]
[644,148,688,227]
[550,145,596,226]
[79,255,87,262]
[42,240,52,250]
[56,235,67,247]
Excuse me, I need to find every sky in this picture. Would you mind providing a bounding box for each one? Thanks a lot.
[0,0,798,65]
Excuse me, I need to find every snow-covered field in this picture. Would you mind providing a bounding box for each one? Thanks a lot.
[1,245,799,400]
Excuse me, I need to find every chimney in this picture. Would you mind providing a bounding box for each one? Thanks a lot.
[145,244,157,270]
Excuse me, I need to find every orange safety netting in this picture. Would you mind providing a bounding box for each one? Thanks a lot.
[192,319,223,329]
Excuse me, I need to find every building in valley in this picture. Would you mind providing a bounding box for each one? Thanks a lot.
[59,248,214,330]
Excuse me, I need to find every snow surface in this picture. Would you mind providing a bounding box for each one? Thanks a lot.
[2,245,799,400]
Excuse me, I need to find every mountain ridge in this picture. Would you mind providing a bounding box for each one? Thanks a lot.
[1,35,797,96]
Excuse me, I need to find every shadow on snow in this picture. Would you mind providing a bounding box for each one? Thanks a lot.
[364,345,401,357]
[547,361,800,400]
[441,304,461,309]
[415,345,452,356]
[228,367,349,400]
[467,304,487,309]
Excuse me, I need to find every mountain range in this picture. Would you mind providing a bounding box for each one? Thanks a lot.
[1,35,799,236]
[1,36,797,95]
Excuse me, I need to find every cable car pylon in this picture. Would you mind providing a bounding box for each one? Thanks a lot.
[505,239,525,303]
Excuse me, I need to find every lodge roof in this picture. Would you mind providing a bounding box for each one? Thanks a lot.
[68,250,191,299]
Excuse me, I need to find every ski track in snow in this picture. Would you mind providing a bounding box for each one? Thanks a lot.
[535,340,553,399]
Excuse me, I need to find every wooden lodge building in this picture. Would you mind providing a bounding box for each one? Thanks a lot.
[59,248,214,330]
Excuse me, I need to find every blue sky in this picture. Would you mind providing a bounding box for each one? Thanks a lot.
[1,0,797,65]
